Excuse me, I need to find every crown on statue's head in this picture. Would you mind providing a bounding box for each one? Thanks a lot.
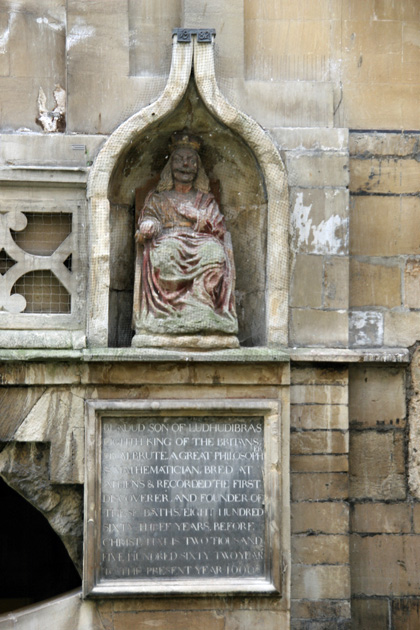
[169,130,202,153]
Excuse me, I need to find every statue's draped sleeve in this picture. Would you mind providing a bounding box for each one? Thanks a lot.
[194,193,226,239]
[139,192,162,233]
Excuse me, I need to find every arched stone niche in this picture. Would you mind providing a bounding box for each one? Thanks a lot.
[108,83,267,346]
[87,35,288,348]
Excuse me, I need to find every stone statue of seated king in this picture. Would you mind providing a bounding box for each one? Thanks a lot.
[132,131,239,349]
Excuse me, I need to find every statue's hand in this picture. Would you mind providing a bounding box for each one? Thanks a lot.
[135,230,144,244]
[139,219,160,240]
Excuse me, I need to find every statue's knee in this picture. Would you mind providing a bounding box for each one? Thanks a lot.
[151,241,180,268]
[200,241,225,264]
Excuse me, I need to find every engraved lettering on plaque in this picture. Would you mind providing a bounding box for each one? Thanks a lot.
[84,399,282,597]
[100,417,265,581]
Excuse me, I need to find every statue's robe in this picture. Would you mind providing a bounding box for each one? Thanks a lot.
[134,189,238,335]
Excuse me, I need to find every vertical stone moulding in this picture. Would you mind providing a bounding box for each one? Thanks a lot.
[87,31,289,348]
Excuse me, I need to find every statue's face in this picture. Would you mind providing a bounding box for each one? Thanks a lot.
[171,147,198,185]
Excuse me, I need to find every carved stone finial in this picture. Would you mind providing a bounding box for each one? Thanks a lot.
[172,28,215,43]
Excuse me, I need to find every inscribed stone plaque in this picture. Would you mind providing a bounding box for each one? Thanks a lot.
[101,416,264,580]
[84,400,281,596]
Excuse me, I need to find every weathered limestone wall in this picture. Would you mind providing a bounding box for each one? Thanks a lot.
[0,1,420,629]
[290,363,350,629]
[350,132,420,347]
[0,1,66,133]
[349,363,420,629]
[2,2,420,133]
[289,357,420,630]
[335,3,420,131]
[0,354,290,630]
[277,129,349,348]
[244,0,420,130]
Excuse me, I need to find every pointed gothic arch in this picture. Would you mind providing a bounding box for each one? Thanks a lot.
[87,34,288,348]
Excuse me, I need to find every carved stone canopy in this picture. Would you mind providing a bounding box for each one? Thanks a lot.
[87,30,288,349]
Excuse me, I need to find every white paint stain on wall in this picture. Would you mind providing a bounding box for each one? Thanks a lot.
[2,10,65,54]
[67,20,95,50]
[36,17,64,32]
[350,311,383,347]
[291,192,313,252]
[0,11,16,54]
[311,214,349,255]
[291,191,348,255]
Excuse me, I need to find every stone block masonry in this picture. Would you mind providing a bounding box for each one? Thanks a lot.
[350,132,420,348]
[1,1,420,628]
[271,128,349,349]
[0,352,290,629]
[349,363,420,629]
[290,364,351,630]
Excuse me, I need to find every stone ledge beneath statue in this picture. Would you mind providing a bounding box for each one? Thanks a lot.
[0,346,289,364]
[0,348,291,385]
[132,333,240,350]
[0,347,410,364]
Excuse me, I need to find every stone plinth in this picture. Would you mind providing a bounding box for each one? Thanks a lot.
[0,348,290,629]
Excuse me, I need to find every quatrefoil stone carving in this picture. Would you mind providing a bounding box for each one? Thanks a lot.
[0,211,74,314]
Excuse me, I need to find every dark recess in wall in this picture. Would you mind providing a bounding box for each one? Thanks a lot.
[0,478,81,614]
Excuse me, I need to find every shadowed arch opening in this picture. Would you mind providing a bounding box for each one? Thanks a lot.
[0,478,81,614]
